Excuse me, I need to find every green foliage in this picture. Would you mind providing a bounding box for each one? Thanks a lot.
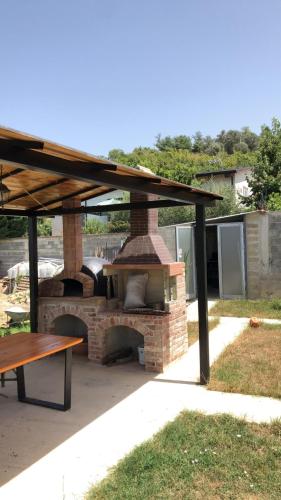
[0,216,28,238]
[159,181,242,226]
[216,127,259,154]
[108,146,257,187]
[107,220,129,233]
[245,118,281,209]
[267,193,281,211]
[155,134,192,151]
[37,217,52,236]
[83,218,108,234]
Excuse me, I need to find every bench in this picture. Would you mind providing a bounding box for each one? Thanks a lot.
[0,332,83,411]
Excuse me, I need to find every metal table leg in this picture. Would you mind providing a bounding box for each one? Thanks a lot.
[16,347,73,411]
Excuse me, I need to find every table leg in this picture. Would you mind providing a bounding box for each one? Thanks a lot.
[16,366,26,401]
[64,348,72,411]
[16,347,73,411]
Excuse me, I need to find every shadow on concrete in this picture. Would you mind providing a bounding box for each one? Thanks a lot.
[0,353,154,486]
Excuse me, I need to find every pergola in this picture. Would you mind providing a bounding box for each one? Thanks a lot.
[0,126,223,384]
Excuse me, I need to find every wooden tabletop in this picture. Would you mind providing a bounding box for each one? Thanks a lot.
[0,332,83,374]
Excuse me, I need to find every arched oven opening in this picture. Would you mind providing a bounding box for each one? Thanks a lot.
[61,279,83,297]
[54,314,88,354]
[103,326,144,367]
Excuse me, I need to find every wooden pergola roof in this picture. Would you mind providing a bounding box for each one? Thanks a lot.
[0,126,223,216]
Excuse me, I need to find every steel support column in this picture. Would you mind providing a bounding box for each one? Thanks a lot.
[195,204,210,384]
[28,216,38,332]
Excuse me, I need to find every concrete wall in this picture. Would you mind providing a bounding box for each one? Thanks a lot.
[0,227,176,276]
[245,210,281,299]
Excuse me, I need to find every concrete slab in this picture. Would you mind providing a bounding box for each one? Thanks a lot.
[187,299,217,322]
[0,317,280,500]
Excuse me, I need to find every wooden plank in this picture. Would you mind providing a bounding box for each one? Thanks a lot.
[0,333,83,373]
[8,178,67,203]
[30,184,102,210]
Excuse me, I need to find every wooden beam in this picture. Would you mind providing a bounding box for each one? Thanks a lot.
[195,204,210,384]
[7,178,67,204]
[0,143,218,205]
[1,168,24,180]
[0,208,28,216]
[28,216,38,332]
[31,199,188,216]
[7,140,44,150]
[30,184,102,211]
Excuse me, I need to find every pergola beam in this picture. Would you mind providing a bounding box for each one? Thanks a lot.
[32,199,189,216]
[0,199,188,217]
[0,142,217,205]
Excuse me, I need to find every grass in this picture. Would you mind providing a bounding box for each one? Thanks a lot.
[86,411,281,500]
[0,321,30,337]
[210,299,281,319]
[188,317,220,346]
[209,323,281,399]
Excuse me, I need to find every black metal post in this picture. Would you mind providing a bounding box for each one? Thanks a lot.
[64,348,72,410]
[195,204,210,384]
[16,366,26,401]
[28,216,38,332]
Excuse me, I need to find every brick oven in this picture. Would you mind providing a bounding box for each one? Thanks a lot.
[38,194,187,372]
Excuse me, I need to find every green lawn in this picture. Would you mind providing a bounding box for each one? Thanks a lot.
[188,317,220,346]
[86,411,281,500]
[210,299,281,319]
[0,321,30,337]
[209,323,281,399]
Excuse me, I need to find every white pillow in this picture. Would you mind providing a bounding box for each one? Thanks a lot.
[124,273,148,309]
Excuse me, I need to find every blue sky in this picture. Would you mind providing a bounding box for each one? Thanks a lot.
[1,0,281,155]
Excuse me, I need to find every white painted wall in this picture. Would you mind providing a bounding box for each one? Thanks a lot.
[234,168,252,199]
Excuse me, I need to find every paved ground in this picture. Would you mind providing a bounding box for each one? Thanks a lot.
[0,317,281,500]
[186,299,217,322]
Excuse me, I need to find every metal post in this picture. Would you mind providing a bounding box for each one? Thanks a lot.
[28,216,38,332]
[195,204,210,384]
[16,366,26,401]
[64,348,72,410]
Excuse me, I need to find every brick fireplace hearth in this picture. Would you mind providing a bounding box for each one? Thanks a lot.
[38,193,188,372]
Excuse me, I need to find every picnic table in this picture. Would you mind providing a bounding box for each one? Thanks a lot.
[0,332,83,411]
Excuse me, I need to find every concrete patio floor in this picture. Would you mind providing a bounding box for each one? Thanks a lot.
[1,317,281,500]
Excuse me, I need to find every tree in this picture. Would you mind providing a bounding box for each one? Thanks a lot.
[0,216,28,238]
[241,127,259,152]
[83,218,108,234]
[159,181,242,226]
[244,118,281,209]
[155,134,192,151]
[216,127,259,155]
[216,129,242,154]
[37,218,52,236]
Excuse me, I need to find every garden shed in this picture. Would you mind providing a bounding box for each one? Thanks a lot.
[174,210,281,300]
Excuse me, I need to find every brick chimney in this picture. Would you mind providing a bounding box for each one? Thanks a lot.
[113,193,173,264]
[62,198,83,273]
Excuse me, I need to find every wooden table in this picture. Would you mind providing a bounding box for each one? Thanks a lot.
[0,333,83,411]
